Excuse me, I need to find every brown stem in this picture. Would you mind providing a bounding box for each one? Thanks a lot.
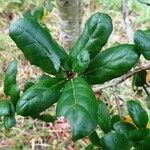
[93,64,150,92]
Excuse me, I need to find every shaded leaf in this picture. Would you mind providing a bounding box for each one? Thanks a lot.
[129,128,150,142]
[146,96,150,110]
[0,100,10,117]
[37,114,56,123]
[111,114,121,128]
[89,131,101,147]
[4,60,17,96]
[135,135,150,150]
[3,114,16,129]
[98,100,111,133]
[127,100,148,128]
[113,121,136,138]
[56,77,98,141]
[101,132,132,150]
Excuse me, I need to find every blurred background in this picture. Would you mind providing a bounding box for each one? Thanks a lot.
[0,0,150,149]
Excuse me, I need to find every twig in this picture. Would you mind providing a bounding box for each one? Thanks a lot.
[143,84,150,95]
[122,0,134,43]
[137,0,150,6]
[112,87,123,117]
[93,64,150,92]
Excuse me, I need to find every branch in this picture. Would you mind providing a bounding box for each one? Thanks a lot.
[122,0,134,43]
[137,0,150,6]
[93,64,150,92]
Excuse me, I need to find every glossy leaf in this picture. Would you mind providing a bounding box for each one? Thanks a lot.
[98,100,111,133]
[101,132,132,150]
[135,135,150,150]
[0,100,10,117]
[70,12,113,73]
[134,29,150,60]
[132,70,146,87]
[3,114,16,129]
[9,18,68,75]
[16,77,65,116]
[89,131,101,147]
[113,121,136,138]
[129,128,150,142]
[56,77,98,141]
[84,44,139,84]
[4,60,17,96]
[37,114,56,123]
[127,100,148,128]
[10,85,20,108]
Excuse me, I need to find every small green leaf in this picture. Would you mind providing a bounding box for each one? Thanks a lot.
[32,6,44,22]
[9,18,68,75]
[129,128,150,142]
[98,100,111,133]
[111,114,121,128]
[23,80,35,91]
[3,114,16,129]
[132,70,146,87]
[56,77,98,141]
[135,135,150,150]
[37,114,56,123]
[127,100,148,128]
[101,132,132,150]
[16,77,65,116]
[0,100,10,117]
[89,131,101,147]
[70,12,113,73]
[4,60,17,96]
[134,29,150,60]
[113,121,136,138]
[84,44,139,84]
[10,85,20,108]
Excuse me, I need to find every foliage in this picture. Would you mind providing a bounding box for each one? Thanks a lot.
[0,11,150,149]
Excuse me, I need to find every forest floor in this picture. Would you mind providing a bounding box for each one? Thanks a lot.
[0,0,149,149]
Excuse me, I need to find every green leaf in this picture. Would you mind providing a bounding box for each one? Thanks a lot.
[135,135,150,150]
[4,60,17,96]
[10,85,20,108]
[127,100,148,128]
[23,80,35,91]
[56,77,98,141]
[32,6,44,22]
[132,70,146,87]
[9,18,68,75]
[3,114,16,129]
[111,114,121,128]
[37,114,56,123]
[16,77,65,116]
[84,44,139,84]
[0,100,10,117]
[101,132,132,150]
[146,96,150,110]
[113,121,136,138]
[70,12,113,73]
[134,29,150,60]
[129,128,150,142]
[89,131,101,147]
[98,100,111,133]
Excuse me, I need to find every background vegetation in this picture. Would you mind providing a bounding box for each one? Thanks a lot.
[0,0,150,149]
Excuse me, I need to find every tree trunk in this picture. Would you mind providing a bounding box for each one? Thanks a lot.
[122,0,134,43]
[56,0,83,52]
